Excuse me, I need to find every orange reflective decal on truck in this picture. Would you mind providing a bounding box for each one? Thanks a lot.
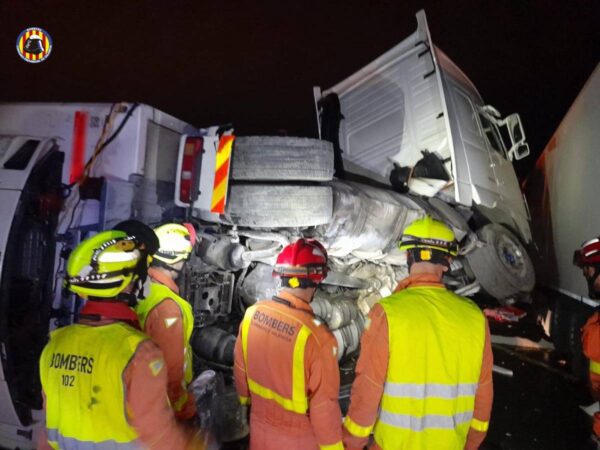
[210,135,234,214]
[69,111,89,184]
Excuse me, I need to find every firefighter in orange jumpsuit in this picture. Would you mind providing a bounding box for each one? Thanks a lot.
[574,237,600,444]
[38,226,207,449]
[343,216,493,450]
[233,238,343,450]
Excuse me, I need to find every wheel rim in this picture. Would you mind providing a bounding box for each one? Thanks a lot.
[496,234,527,278]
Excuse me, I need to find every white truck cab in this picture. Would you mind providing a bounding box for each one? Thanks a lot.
[314,10,531,242]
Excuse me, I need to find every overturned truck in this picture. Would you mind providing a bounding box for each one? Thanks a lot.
[0,10,534,449]
[180,10,535,369]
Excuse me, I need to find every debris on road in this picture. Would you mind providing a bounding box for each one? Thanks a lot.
[491,334,555,350]
[493,365,514,377]
[580,401,600,417]
[484,306,527,323]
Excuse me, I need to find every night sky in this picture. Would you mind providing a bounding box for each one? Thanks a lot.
[1,1,598,178]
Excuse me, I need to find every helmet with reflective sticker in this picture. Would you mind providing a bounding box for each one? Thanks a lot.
[573,237,600,267]
[153,223,196,266]
[273,238,328,287]
[399,216,458,259]
[113,220,160,256]
[66,230,146,298]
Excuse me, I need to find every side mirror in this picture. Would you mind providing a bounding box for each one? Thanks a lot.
[505,113,526,145]
[507,142,530,161]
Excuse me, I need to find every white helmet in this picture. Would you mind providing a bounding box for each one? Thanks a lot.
[153,223,196,266]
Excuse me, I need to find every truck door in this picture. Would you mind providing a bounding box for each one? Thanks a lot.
[446,83,500,207]
[478,112,529,217]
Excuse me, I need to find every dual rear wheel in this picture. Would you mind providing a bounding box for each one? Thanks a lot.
[225,136,334,228]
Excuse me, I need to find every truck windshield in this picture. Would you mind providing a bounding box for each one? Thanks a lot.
[3,139,39,170]
[478,113,505,157]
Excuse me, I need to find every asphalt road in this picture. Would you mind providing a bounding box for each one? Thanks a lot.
[224,341,594,450]
[484,343,591,450]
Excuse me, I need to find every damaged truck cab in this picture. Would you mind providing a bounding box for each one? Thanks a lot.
[174,9,536,427]
[0,10,535,450]
[314,10,533,300]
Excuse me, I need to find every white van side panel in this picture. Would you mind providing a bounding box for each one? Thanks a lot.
[0,103,194,186]
[0,103,114,183]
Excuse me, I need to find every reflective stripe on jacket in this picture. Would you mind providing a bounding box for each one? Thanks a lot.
[241,303,314,414]
[583,311,600,377]
[582,311,600,437]
[374,286,486,450]
[235,292,343,450]
[135,281,194,409]
[46,429,139,450]
[39,323,148,448]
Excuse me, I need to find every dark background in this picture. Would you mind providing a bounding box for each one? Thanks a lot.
[0,0,598,178]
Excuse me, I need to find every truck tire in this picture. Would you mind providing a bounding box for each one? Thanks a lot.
[465,224,535,301]
[226,184,332,228]
[231,136,334,181]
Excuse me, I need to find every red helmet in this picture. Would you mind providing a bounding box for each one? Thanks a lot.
[273,239,328,288]
[573,237,600,267]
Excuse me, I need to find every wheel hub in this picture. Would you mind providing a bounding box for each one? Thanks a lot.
[497,235,525,277]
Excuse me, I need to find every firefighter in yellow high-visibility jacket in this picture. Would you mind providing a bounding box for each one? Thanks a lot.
[38,226,206,449]
[343,216,493,450]
[132,222,197,420]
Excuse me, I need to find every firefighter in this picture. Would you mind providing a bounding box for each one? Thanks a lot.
[343,216,493,450]
[133,222,197,420]
[38,227,206,449]
[233,238,343,450]
[574,237,600,443]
